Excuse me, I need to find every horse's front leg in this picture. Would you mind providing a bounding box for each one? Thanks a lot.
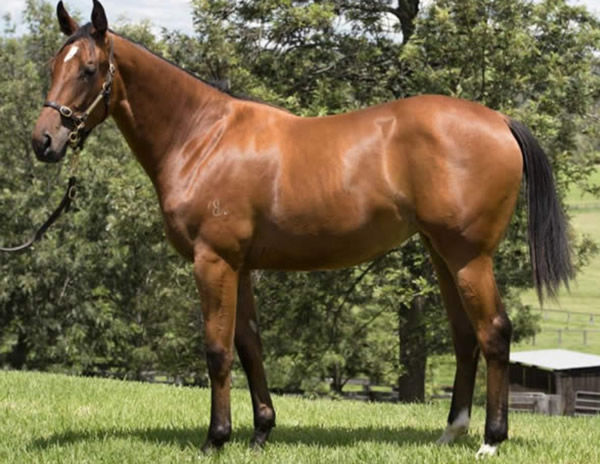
[194,246,239,452]
[235,271,276,447]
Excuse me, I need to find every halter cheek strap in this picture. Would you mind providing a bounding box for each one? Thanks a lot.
[44,39,116,150]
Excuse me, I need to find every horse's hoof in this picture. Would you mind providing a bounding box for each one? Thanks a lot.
[200,443,215,456]
[200,440,223,456]
[437,426,468,445]
[249,429,271,450]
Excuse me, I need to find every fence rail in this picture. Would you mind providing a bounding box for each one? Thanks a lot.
[530,328,600,346]
[540,308,599,325]
[569,201,600,210]
[575,391,600,416]
[509,392,562,415]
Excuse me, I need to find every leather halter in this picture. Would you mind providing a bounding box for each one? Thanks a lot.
[44,38,116,150]
[0,40,115,253]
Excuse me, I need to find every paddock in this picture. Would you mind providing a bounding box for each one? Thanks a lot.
[509,349,600,415]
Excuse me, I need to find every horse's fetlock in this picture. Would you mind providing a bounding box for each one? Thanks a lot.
[255,405,276,430]
[209,421,232,446]
[485,420,508,446]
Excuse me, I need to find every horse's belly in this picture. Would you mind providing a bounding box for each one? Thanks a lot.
[246,213,417,270]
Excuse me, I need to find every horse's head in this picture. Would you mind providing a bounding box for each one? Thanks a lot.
[32,1,115,162]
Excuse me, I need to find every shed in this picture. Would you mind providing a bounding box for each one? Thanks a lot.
[509,349,600,415]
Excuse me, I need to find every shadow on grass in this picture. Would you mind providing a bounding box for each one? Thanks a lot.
[30,424,485,451]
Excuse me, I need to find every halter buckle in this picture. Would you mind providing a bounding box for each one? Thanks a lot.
[59,105,73,118]
[68,130,80,145]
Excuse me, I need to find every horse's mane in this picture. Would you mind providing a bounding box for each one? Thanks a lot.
[114,30,284,110]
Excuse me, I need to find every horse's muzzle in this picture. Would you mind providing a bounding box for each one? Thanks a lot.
[32,129,68,163]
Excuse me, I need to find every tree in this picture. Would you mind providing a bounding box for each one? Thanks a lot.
[398,0,600,398]
[1,1,598,402]
[0,3,206,383]
[184,0,599,399]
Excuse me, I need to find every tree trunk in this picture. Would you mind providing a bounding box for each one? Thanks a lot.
[397,295,427,402]
[394,0,420,44]
[8,331,28,369]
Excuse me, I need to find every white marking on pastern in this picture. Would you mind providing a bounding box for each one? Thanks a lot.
[475,443,498,459]
[437,408,470,445]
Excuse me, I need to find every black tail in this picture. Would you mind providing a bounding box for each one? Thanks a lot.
[508,119,574,303]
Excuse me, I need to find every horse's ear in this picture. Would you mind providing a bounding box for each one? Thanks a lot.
[57,1,78,36]
[91,0,108,36]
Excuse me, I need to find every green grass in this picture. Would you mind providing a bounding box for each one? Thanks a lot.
[1,371,599,463]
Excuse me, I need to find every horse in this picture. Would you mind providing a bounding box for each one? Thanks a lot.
[31,1,573,458]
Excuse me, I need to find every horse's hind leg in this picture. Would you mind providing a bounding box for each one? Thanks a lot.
[235,271,276,447]
[444,250,512,457]
[423,238,480,445]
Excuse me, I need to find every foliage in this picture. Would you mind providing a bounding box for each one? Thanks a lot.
[1,0,599,398]
[0,2,204,382]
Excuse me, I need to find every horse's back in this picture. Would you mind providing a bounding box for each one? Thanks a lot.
[239,95,523,269]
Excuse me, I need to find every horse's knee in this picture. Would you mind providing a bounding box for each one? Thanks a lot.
[206,344,234,379]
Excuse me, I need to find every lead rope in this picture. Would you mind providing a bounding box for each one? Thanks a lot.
[0,149,80,253]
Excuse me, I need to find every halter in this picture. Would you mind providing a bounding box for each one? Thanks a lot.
[44,38,116,150]
[0,39,116,253]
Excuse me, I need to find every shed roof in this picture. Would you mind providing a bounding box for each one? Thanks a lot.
[510,349,600,371]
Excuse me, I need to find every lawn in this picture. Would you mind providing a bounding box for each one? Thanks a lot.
[1,371,599,464]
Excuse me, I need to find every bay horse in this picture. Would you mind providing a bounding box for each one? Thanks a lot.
[32,1,573,458]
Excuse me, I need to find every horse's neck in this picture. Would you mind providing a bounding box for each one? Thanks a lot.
[110,34,231,184]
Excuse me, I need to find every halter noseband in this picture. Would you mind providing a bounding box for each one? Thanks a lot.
[44,39,116,150]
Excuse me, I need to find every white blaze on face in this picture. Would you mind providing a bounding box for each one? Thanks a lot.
[63,46,79,63]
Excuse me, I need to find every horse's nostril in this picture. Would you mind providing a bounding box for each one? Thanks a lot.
[43,132,52,150]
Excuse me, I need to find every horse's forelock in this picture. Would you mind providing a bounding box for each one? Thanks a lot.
[57,23,94,56]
